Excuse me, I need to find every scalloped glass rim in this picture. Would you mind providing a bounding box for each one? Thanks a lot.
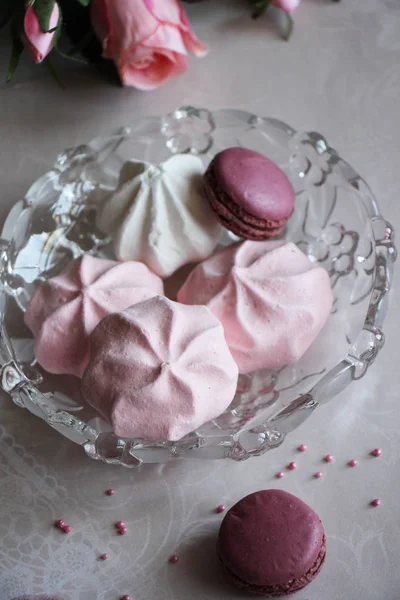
[0,106,396,467]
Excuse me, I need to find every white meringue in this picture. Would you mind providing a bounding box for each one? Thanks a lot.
[97,155,222,278]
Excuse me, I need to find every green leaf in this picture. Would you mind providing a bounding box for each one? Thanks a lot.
[55,46,89,65]
[0,0,15,31]
[6,23,24,83]
[76,0,90,6]
[251,0,271,19]
[33,0,58,33]
[46,54,65,89]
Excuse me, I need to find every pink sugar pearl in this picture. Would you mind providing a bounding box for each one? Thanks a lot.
[371,448,382,457]
[119,526,128,535]
[216,504,226,513]
[298,444,307,452]
[121,596,131,600]
[106,488,115,496]
[100,553,109,560]
[324,454,333,463]
[371,498,381,507]
[55,519,65,529]
[116,521,125,529]
[62,525,72,533]
[288,462,296,470]
[314,472,322,479]
[169,554,180,564]
[276,472,285,479]
[348,459,358,467]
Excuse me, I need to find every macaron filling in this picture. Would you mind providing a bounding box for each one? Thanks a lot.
[218,536,326,596]
[204,167,289,239]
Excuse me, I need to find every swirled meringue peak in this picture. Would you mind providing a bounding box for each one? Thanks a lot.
[178,240,333,373]
[25,255,163,377]
[97,155,222,278]
[81,296,238,441]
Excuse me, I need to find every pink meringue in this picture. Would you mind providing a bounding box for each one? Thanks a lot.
[178,240,333,373]
[25,255,163,377]
[81,296,238,440]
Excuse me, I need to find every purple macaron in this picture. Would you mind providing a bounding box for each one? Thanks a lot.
[203,148,295,240]
[217,489,326,597]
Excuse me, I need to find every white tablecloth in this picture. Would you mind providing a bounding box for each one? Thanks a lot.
[1,2,400,599]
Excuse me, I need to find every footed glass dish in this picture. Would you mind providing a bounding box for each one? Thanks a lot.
[0,107,396,466]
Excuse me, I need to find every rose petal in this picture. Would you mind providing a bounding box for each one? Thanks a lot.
[119,50,188,90]
[24,3,60,64]
[271,0,301,14]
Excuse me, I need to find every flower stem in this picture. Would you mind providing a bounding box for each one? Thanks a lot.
[285,13,294,41]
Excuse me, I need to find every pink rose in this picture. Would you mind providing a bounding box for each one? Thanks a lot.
[271,0,301,13]
[91,0,207,90]
[24,3,60,64]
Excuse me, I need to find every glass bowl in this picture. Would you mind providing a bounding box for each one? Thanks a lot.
[0,107,396,467]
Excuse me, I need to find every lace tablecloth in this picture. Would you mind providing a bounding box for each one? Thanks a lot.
[1,2,400,599]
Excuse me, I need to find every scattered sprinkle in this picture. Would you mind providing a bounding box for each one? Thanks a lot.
[371,498,381,507]
[371,448,382,457]
[106,488,115,496]
[314,472,322,479]
[55,520,65,529]
[298,444,307,452]
[100,553,109,560]
[169,554,180,564]
[288,462,296,470]
[216,504,226,513]
[121,596,131,600]
[348,459,358,467]
[276,472,285,479]
[119,526,128,535]
[62,525,72,534]
[324,454,333,463]
[116,521,126,529]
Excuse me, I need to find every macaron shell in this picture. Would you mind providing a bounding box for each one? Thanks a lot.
[207,148,295,221]
[217,490,325,587]
[219,538,326,597]
[204,168,288,240]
